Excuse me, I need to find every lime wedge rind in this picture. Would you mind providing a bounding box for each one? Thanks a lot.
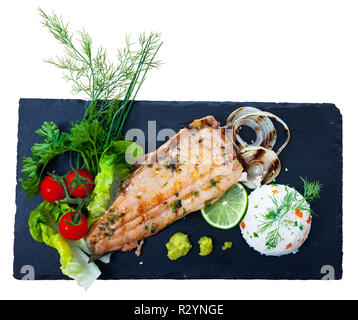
[201,183,248,230]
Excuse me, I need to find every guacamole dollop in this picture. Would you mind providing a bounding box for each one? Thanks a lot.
[166,232,192,260]
[222,242,232,250]
[198,236,213,256]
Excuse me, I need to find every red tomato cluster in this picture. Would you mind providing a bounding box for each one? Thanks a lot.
[40,169,94,241]
[40,169,94,203]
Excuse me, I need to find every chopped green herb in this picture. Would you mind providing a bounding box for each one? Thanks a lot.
[176,200,182,209]
[210,179,218,187]
[171,201,176,214]
[150,224,157,233]
[164,163,176,172]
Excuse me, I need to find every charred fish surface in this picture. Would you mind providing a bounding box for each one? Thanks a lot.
[86,116,243,258]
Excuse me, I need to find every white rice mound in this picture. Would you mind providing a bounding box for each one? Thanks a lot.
[240,184,311,256]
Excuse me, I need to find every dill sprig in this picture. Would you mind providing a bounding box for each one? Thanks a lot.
[258,178,322,249]
[300,176,322,203]
[39,8,162,144]
[20,10,162,198]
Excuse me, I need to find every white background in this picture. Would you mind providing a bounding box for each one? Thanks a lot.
[0,0,356,299]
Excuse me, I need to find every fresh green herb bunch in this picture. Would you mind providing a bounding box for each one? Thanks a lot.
[20,9,162,198]
[258,177,322,249]
[20,120,106,198]
[39,8,162,140]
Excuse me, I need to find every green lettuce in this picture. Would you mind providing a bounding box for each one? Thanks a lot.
[28,201,100,289]
[87,140,143,225]
[28,140,143,289]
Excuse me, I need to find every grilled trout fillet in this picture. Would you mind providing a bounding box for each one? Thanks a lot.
[86,116,243,258]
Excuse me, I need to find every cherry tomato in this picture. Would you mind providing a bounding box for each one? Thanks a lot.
[40,176,66,203]
[65,169,94,198]
[59,212,88,241]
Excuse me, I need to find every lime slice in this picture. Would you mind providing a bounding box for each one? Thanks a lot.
[201,183,248,229]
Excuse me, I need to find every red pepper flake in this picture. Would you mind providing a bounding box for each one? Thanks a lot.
[306,217,311,224]
[240,221,246,229]
[272,190,279,194]
[286,243,292,249]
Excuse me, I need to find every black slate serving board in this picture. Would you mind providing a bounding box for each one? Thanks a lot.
[14,99,342,280]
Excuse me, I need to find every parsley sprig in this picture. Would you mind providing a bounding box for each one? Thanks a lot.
[20,122,70,198]
[20,120,106,198]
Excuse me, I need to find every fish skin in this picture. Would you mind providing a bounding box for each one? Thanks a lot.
[86,116,243,259]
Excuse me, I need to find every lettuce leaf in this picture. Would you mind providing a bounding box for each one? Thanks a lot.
[27,140,143,289]
[28,201,100,290]
[87,140,143,225]
[61,239,101,289]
